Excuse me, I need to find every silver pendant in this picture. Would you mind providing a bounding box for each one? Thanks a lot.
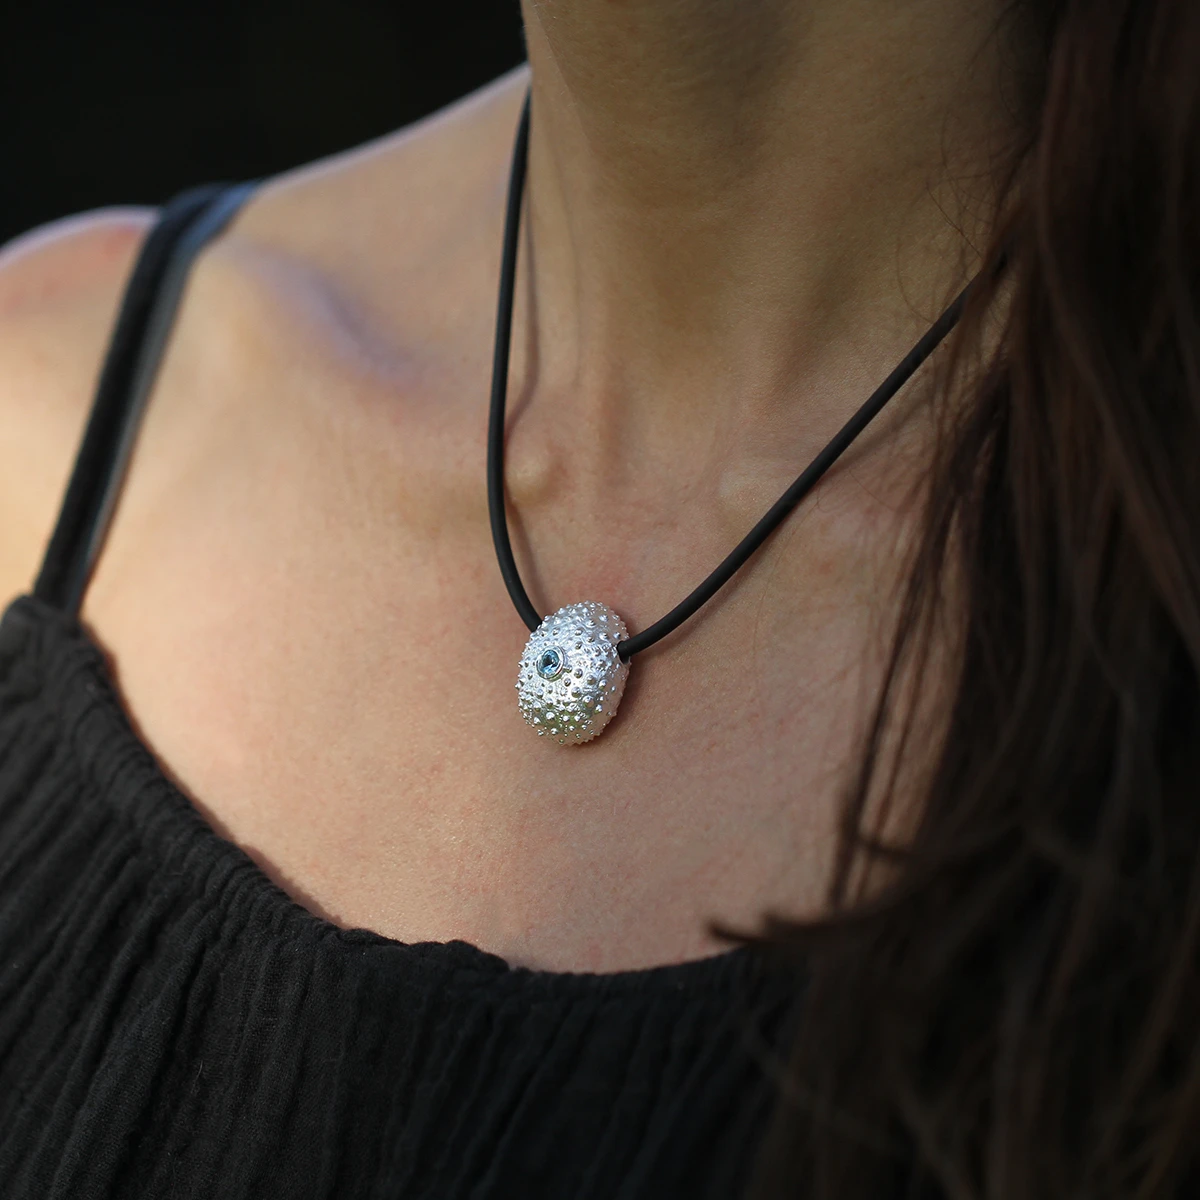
[516,601,630,744]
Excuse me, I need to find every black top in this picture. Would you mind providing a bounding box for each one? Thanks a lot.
[0,185,799,1199]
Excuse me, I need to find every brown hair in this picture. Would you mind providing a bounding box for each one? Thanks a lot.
[752,0,1200,1195]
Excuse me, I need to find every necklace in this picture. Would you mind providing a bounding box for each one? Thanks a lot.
[488,92,973,745]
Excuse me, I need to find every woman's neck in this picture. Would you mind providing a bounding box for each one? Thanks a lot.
[518,0,1020,454]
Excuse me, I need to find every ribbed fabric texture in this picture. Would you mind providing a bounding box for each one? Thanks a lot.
[0,594,798,1199]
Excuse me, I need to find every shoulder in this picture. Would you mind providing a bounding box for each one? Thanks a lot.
[0,206,156,604]
[0,206,156,373]
[0,68,528,611]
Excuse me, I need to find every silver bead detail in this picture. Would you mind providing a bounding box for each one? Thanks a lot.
[516,601,630,745]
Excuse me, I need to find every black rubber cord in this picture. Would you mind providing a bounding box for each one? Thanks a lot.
[487,92,540,636]
[487,91,974,663]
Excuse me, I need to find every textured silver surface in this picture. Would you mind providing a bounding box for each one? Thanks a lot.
[516,602,630,745]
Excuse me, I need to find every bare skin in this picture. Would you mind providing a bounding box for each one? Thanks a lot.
[0,1,1018,972]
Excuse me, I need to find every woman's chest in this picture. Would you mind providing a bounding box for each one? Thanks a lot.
[80,471,895,972]
[72,287,910,971]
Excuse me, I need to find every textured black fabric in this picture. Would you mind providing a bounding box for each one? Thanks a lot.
[0,189,800,1198]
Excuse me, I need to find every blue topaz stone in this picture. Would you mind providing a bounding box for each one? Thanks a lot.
[516,601,630,744]
[536,647,565,680]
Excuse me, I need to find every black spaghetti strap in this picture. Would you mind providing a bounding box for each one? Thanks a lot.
[33,182,257,616]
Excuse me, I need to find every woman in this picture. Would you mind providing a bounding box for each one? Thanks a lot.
[0,0,1195,1196]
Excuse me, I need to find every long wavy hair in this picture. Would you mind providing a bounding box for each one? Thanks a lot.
[752,1,1200,1195]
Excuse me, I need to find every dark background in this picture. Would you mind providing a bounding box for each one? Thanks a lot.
[0,2,526,245]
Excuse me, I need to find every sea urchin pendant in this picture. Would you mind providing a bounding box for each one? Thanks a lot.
[516,601,630,744]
